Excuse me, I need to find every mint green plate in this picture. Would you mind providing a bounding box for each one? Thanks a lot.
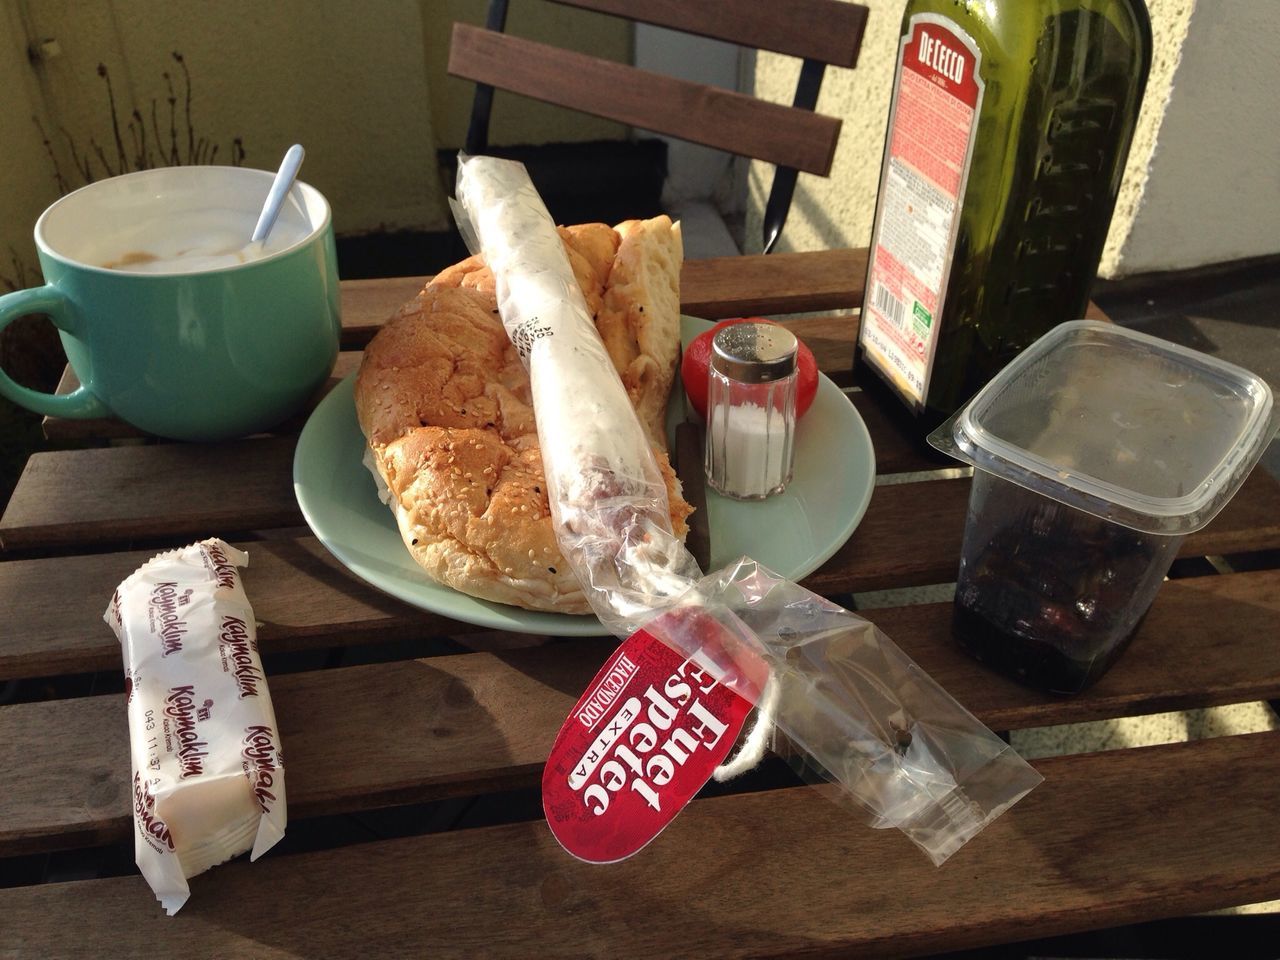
[293,317,876,637]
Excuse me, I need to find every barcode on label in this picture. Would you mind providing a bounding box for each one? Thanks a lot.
[874,283,907,330]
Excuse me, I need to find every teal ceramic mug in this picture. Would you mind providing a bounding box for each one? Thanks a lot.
[0,166,341,441]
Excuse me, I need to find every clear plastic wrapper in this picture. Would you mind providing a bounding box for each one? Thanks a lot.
[454,154,1039,864]
[104,538,286,914]
[645,560,1043,864]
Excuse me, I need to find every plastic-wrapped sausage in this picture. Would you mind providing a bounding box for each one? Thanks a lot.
[104,538,286,915]
[455,156,1042,867]
[454,155,700,635]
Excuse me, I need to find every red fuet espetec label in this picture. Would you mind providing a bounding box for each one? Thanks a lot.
[543,619,762,863]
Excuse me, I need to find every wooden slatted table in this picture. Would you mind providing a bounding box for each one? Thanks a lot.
[3,249,1279,957]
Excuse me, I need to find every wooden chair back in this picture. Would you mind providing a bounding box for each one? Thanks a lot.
[447,0,868,253]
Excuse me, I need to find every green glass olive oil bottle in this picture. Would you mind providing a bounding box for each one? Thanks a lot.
[855,0,1152,430]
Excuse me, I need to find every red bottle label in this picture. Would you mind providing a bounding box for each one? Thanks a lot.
[542,622,759,863]
[860,14,984,408]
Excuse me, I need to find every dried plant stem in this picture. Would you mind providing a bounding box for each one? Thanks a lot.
[58,125,94,184]
[5,53,247,375]
[97,63,128,175]
[174,52,195,165]
[163,69,179,165]
[149,100,163,165]
[0,245,35,295]
[31,115,69,194]
[17,50,247,289]
[90,138,115,178]
[128,109,147,170]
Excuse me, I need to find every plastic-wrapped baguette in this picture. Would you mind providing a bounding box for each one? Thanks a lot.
[454,155,701,633]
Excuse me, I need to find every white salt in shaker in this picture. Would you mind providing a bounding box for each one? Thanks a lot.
[705,322,798,499]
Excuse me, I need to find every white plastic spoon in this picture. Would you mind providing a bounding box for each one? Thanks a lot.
[250,144,306,246]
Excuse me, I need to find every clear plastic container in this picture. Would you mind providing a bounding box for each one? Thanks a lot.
[929,320,1277,694]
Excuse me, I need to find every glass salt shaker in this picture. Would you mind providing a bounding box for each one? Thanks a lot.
[705,322,798,500]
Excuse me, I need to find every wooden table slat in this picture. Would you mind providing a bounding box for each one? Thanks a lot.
[0,438,301,551]
[29,369,915,547]
[330,250,869,347]
[42,304,1108,483]
[43,314,870,444]
[5,462,1280,678]
[336,256,1109,340]
[6,427,1279,599]
[4,568,1279,857]
[0,538,424,680]
[337,275,424,346]
[4,731,1279,958]
[810,467,1280,596]
[42,354,364,443]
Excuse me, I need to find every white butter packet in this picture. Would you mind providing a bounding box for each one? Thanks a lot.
[104,538,286,915]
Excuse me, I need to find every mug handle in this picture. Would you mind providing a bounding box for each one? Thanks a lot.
[0,285,110,419]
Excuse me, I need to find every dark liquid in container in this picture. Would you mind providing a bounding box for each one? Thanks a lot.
[952,599,1144,695]
[952,475,1178,695]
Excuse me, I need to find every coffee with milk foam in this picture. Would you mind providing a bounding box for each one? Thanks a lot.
[100,207,310,274]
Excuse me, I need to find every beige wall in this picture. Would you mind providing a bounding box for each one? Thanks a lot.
[15,1,444,235]
[7,0,1272,285]
[1108,1,1280,273]
[746,0,905,260]
[1099,0,1197,275]
[0,0,630,285]
[748,0,1274,278]
[0,3,64,290]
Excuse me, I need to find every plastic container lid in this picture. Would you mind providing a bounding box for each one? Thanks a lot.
[929,320,1277,535]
